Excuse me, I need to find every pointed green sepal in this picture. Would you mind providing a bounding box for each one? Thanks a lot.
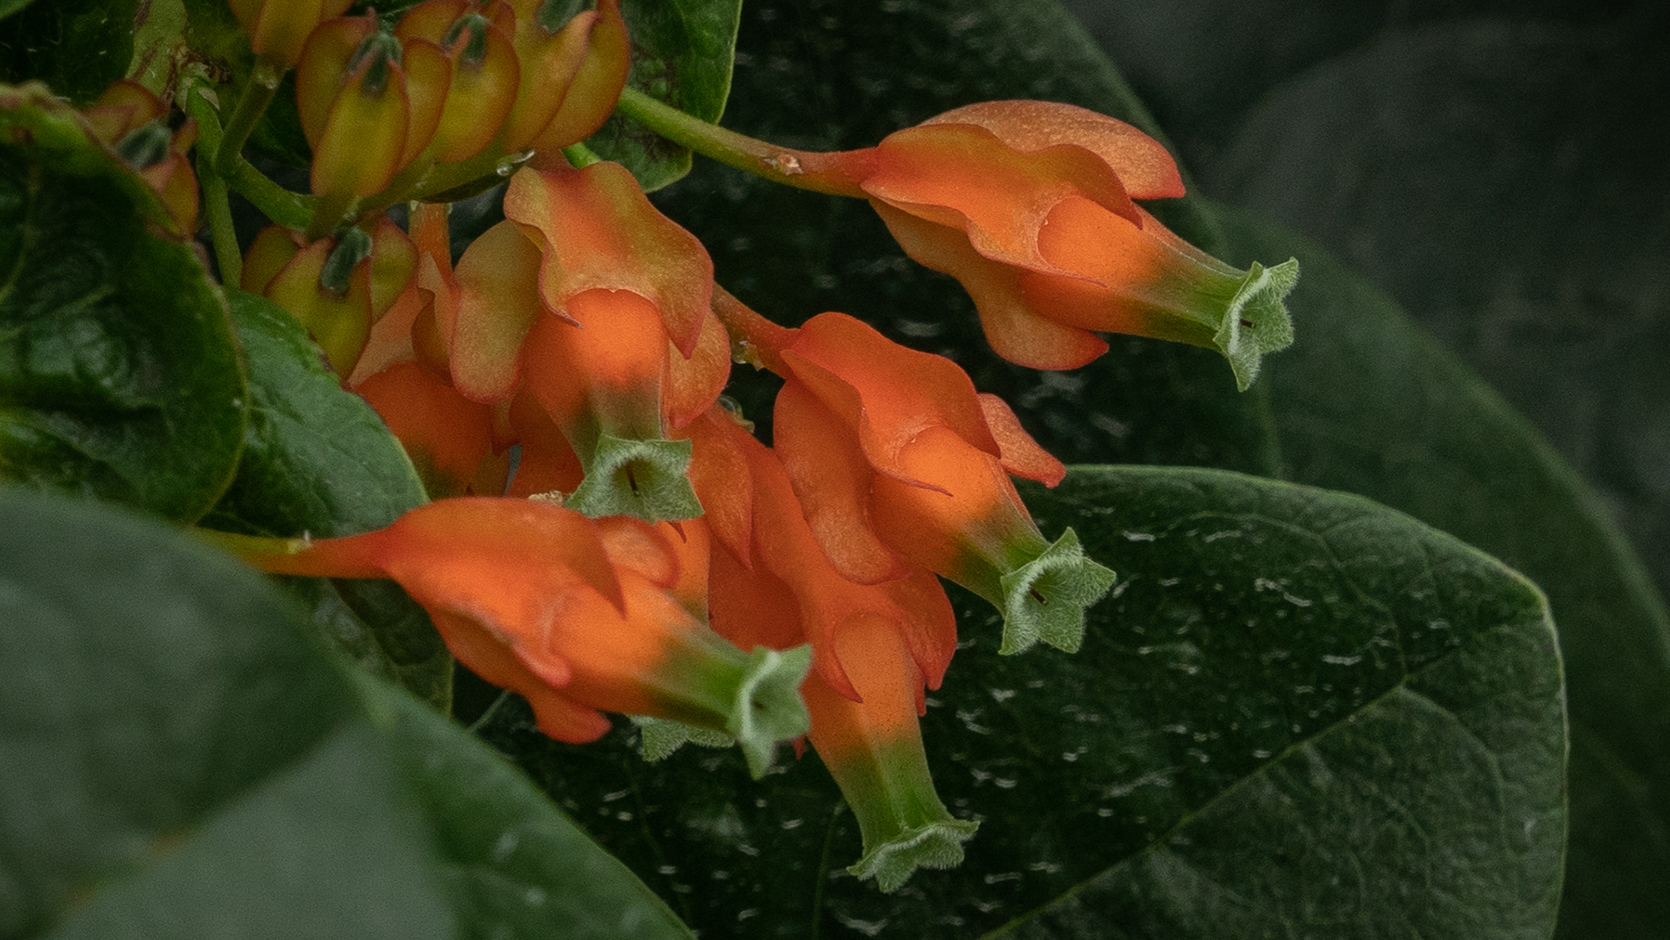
[997,527,1117,655]
[633,715,734,762]
[728,645,814,779]
[566,434,702,522]
[1213,257,1299,391]
[848,817,980,893]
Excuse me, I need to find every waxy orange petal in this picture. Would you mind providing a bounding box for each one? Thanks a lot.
[662,306,732,430]
[681,406,755,570]
[866,122,1138,272]
[450,219,546,402]
[977,393,1064,486]
[920,100,1185,200]
[357,361,497,497]
[503,164,713,357]
[505,390,585,498]
[780,312,1000,480]
[869,426,1047,592]
[873,201,1107,370]
[520,288,669,451]
[772,378,909,586]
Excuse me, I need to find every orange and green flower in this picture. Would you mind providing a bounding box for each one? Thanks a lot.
[226,497,812,777]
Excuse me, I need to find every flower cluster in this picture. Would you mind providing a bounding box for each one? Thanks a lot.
[255,0,630,232]
[200,0,1297,895]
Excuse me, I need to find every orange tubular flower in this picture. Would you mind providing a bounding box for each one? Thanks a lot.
[689,406,977,892]
[801,100,1297,387]
[230,498,811,777]
[727,305,1115,655]
[446,163,729,522]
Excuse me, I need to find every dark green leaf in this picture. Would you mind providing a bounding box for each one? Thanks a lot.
[0,488,695,940]
[0,89,246,522]
[587,0,743,191]
[0,0,139,104]
[0,1,36,25]
[363,678,697,940]
[477,466,1566,938]
[200,289,450,708]
[1215,205,1670,939]
[1062,8,1670,929]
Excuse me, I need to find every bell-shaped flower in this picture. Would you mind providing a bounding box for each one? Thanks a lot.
[296,15,449,207]
[747,310,1115,655]
[688,406,976,890]
[799,100,1297,387]
[445,163,730,522]
[230,497,812,776]
[81,80,199,235]
[243,216,419,376]
[228,0,354,67]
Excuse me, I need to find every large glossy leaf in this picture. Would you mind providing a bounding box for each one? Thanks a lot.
[0,488,694,940]
[1214,205,1670,939]
[650,0,1670,932]
[1064,5,1670,931]
[477,465,1565,937]
[588,0,745,191]
[199,289,450,708]
[0,88,246,522]
[0,0,139,103]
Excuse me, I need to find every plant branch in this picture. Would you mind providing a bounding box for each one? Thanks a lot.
[215,61,283,177]
[180,80,242,285]
[613,86,874,198]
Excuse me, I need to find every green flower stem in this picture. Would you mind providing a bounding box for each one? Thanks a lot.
[613,86,872,198]
[562,141,602,168]
[214,61,283,179]
[180,80,241,285]
[223,155,315,231]
[355,147,534,221]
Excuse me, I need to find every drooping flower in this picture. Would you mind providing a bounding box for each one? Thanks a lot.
[720,299,1115,655]
[444,163,730,521]
[687,405,978,891]
[228,497,812,777]
[797,100,1298,387]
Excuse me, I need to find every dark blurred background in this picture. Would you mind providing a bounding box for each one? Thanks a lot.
[1061,0,1670,600]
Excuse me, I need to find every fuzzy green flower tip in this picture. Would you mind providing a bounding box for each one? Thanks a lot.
[728,644,814,779]
[848,817,981,893]
[1213,257,1299,392]
[633,715,735,762]
[565,434,703,523]
[997,527,1117,655]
